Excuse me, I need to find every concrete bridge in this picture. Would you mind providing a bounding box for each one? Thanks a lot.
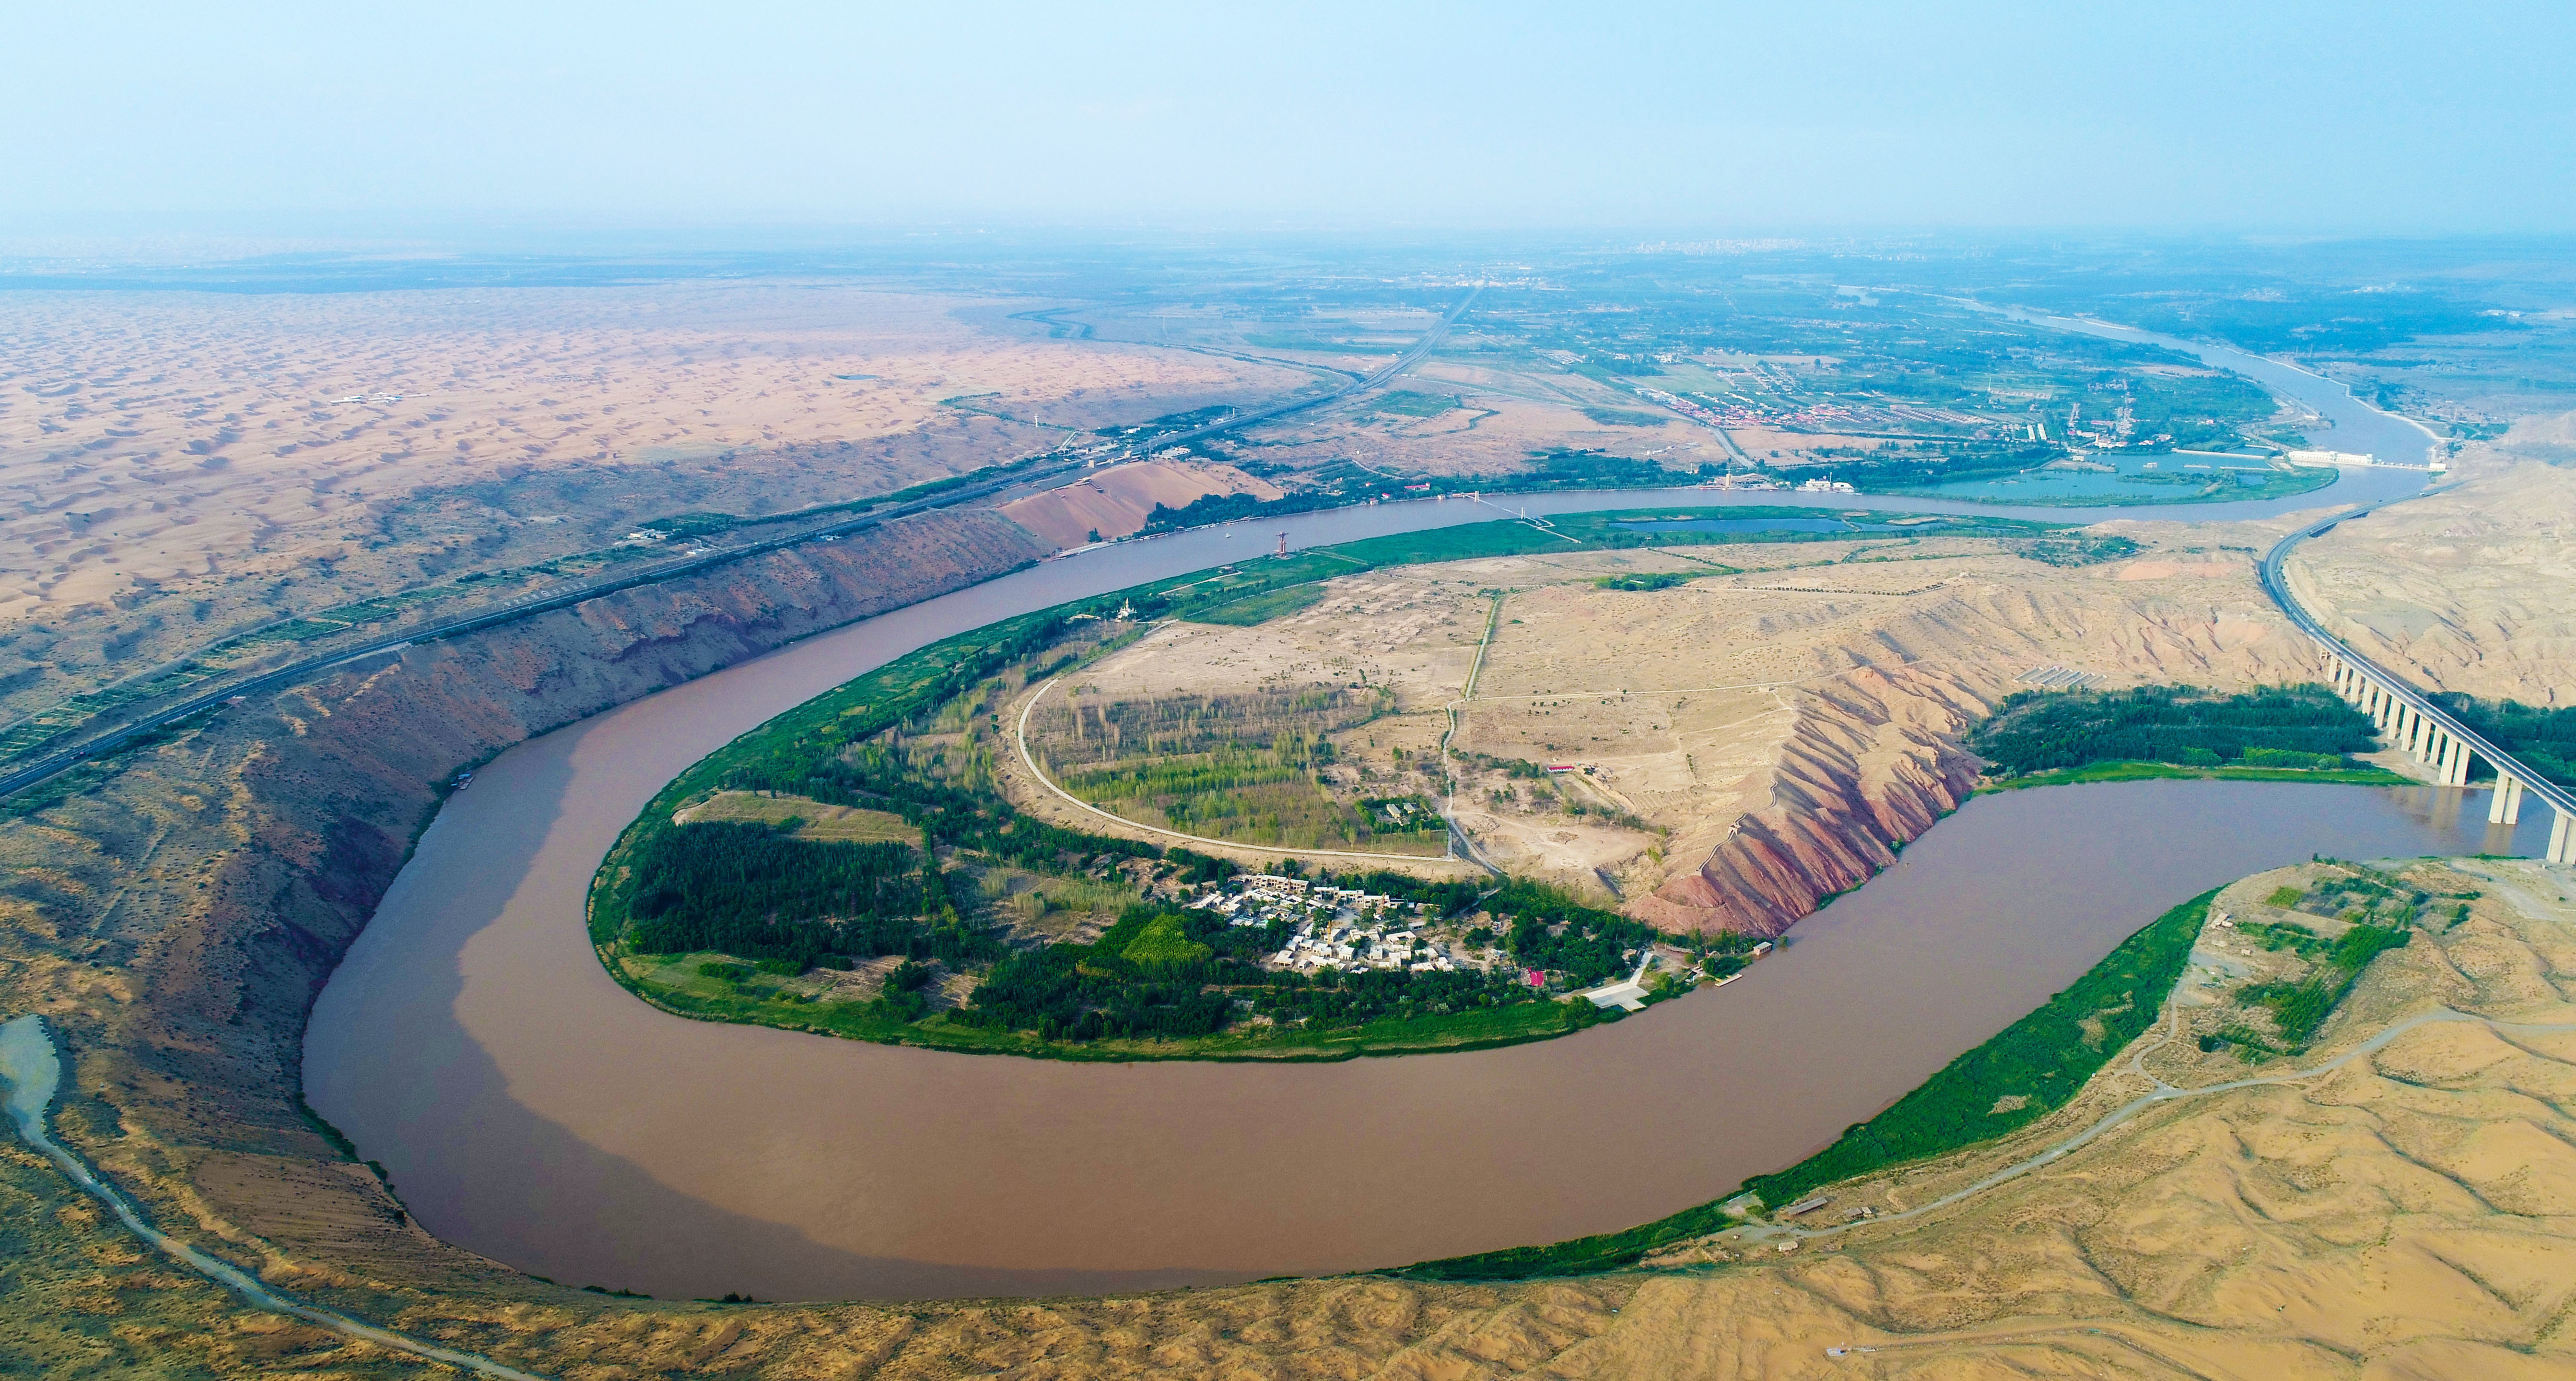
[2262,505,2575,865]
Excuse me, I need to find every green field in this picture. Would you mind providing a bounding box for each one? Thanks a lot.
[1395,891,2214,1280]
[1187,582,1329,625]
[1369,389,1460,417]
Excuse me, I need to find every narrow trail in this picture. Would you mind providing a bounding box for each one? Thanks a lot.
[0,1015,553,1381]
[1754,1003,2576,1247]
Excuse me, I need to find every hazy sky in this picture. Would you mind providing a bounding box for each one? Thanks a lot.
[10,1,2572,241]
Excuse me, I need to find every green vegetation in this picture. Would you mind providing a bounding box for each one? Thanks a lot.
[1978,760,2412,792]
[1578,406,1670,427]
[623,821,981,970]
[1969,685,2378,779]
[1369,390,1459,417]
[1187,582,1329,626]
[1398,891,2214,1280]
[1119,912,1214,965]
[2425,693,2576,791]
[1879,458,2336,509]
[1593,570,1706,592]
[2235,920,2411,1045]
[939,889,1635,1050]
[590,518,1852,1062]
[1037,684,1439,854]
[2204,862,2425,1053]
[1744,891,2207,1204]
[1538,507,2061,549]
[589,515,2283,1066]
[2003,533,2142,567]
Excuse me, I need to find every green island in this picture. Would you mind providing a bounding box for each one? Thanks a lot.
[587,507,2069,1061]
[1967,683,2412,790]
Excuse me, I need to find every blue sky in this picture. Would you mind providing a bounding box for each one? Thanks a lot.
[8,1,2571,240]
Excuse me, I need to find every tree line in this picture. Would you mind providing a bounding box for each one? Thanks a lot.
[1968,685,2375,775]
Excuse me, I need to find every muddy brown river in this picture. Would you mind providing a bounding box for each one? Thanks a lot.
[304,478,2550,1303]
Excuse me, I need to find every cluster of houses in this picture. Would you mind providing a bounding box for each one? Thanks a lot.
[1188,875,1462,975]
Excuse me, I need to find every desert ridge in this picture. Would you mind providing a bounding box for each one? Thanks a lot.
[997,457,1282,546]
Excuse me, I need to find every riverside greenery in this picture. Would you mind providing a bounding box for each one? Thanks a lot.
[591,509,2047,1060]
[1968,684,2395,787]
[1395,889,2218,1281]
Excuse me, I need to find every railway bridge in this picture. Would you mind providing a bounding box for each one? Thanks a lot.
[2262,505,2575,865]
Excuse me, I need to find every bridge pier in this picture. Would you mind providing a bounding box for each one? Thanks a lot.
[2277,524,2572,868]
[2493,773,2525,826]
[2441,733,2472,786]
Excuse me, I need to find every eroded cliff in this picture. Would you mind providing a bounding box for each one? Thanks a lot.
[0,508,1047,1308]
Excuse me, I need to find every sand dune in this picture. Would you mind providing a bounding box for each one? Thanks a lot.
[2285,458,2576,705]
[0,284,1307,720]
[997,458,1280,547]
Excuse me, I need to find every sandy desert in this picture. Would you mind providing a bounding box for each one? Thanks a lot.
[0,285,1309,720]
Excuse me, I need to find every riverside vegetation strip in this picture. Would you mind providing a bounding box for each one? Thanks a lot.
[588,508,2069,1060]
[1967,683,2415,791]
[1392,891,2217,1280]
[1395,855,2467,1282]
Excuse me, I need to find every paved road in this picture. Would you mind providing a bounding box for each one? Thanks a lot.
[2257,494,2576,824]
[0,288,1484,803]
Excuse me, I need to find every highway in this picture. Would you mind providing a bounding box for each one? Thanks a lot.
[2258,495,2576,825]
[0,287,1482,803]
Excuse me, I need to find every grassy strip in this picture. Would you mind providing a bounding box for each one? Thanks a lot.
[1392,890,2213,1280]
[1189,582,1331,626]
[1978,761,2413,792]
